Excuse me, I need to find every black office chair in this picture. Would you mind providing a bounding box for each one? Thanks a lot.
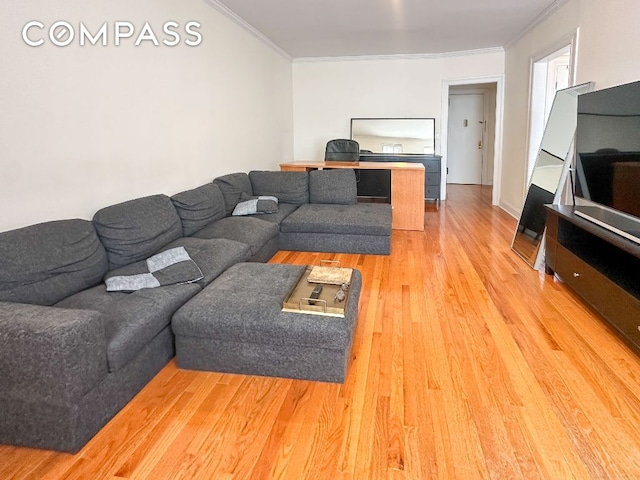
[325,139,360,162]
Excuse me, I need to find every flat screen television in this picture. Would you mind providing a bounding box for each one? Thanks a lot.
[574,80,640,244]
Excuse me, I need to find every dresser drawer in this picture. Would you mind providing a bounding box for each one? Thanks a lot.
[425,173,440,186]
[424,160,440,173]
[556,246,640,337]
[425,186,440,199]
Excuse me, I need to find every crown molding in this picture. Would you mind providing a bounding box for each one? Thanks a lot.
[202,0,292,60]
[505,0,572,50]
[292,46,505,63]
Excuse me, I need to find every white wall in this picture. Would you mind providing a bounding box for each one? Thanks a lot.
[0,0,293,232]
[502,0,640,214]
[577,0,640,88]
[292,52,505,160]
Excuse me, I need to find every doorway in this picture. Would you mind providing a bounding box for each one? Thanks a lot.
[527,44,573,184]
[440,76,504,204]
[446,84,498,186]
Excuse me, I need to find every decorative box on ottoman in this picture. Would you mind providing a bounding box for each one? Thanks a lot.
[172,262,362,383]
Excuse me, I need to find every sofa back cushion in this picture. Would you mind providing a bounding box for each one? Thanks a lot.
[309,169,357,204]
[171,184,226,236]
[0,219,109,306]
[93,194,183,269]
[213,173,253,216]
[249,171,309,205]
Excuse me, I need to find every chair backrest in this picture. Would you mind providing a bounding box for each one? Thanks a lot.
[325,139,360,162]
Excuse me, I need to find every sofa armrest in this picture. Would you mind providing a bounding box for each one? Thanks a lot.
[0,302,108,404]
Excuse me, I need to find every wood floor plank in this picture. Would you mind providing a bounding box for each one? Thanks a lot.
[3,185,640,479]
[144,376,245,480]
[251,381,331,480]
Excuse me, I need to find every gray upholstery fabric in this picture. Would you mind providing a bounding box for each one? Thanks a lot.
[213,173,253,216]
[69,326,173,452]
[0,220,108,306]
[192,216,279,256]
[173,263,362,383]
[176,336,351,383]
[280,232,390,255]
[252,202,299,224]
[247,235,279,263]
[57,283,200,372]
[161,237,252,285]
[0,302,107,404]
[171,184,226,236]
[93,195,183,269]
[249,171,310,205]
[309,169,358,205]
[281,203,392,236]
[173,263,360,349]
[0,326,173,452]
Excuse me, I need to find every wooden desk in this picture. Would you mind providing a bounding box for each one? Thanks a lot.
[280,161,425,231]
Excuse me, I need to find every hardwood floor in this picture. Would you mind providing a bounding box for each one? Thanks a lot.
[3,184,640,479]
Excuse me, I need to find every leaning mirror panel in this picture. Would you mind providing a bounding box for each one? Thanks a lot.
[512,82,594,269]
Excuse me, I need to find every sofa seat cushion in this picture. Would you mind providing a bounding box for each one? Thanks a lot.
[105,237,251,289]
[161,237,252,285]
[171,184,226,236]
[191,217,279,256]
[251,203,299,224]
[0,219,108,306]
[56,283,200,372]
[93,195,183,269]
[280,203,392,236]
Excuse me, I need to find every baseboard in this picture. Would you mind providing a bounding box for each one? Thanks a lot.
[499,200,520,219]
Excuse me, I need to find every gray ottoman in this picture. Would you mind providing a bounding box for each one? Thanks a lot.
[172,263,362,383]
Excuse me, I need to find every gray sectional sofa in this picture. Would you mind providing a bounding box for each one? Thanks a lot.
[0,168,391,453]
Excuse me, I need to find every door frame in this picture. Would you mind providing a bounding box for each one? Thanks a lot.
[441,75,505,204]
[524,31,578,199]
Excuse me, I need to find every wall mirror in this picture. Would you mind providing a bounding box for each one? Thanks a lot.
[350,118,435,154]
[512,82,594,269]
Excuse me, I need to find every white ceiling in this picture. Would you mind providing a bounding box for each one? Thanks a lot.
[207,0,566,58]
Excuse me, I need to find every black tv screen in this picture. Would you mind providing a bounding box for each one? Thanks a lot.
[575,80,640,220]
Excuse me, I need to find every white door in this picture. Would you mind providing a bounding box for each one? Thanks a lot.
[447,94,485,184]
